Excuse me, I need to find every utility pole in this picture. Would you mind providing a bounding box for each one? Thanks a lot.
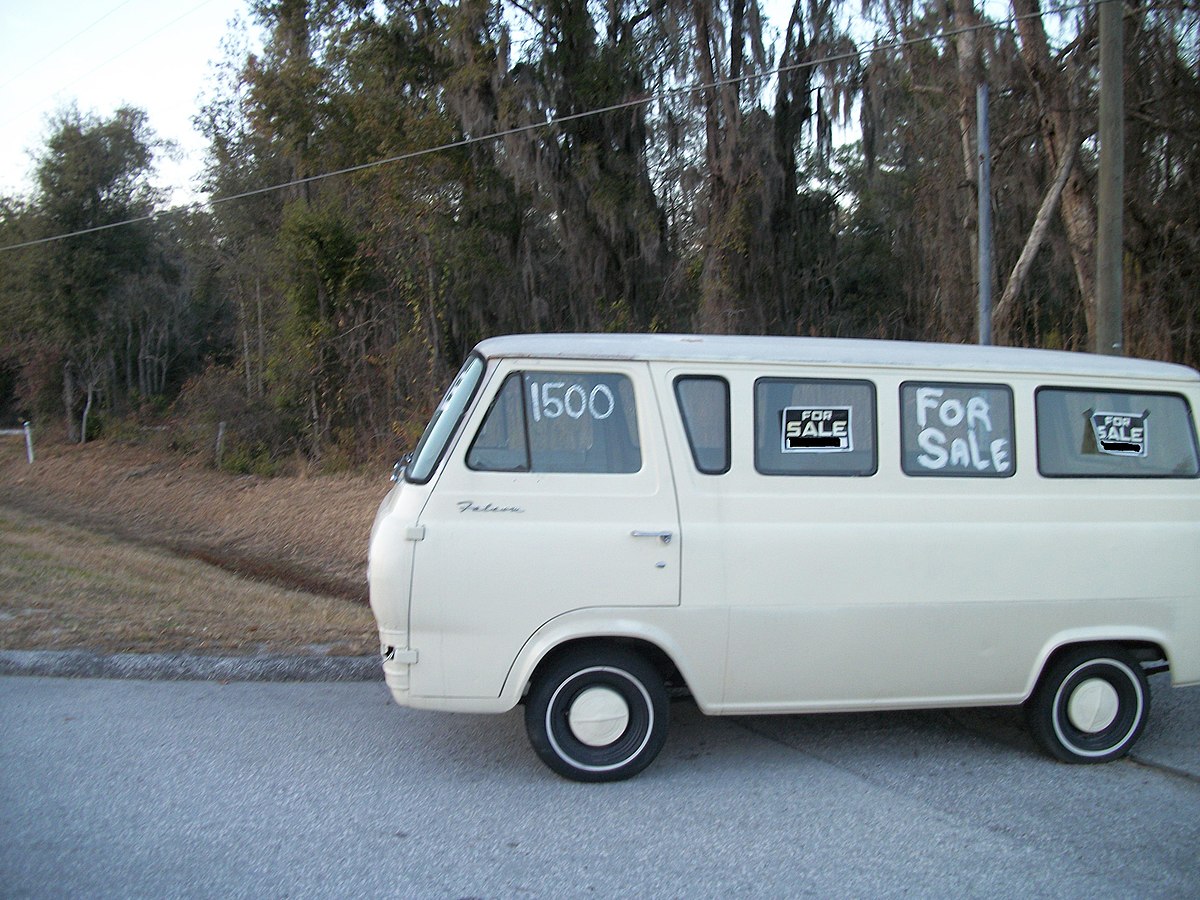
[977,82,993,346]
[1096,0,1124,355]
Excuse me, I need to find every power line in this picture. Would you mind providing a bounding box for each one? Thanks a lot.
[10,0,225,123]
[0,0,139,91]
[0,0,1102,254]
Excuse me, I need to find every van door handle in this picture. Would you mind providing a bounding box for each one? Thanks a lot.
[631,530,673,545]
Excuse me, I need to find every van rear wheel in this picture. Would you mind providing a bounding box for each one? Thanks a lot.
[525,647,669,782]
[1026,645,1150,763]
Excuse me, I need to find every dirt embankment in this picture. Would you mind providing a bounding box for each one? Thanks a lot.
[0,438,392,603]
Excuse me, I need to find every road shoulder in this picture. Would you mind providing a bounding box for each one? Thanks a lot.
[0,649,381,682]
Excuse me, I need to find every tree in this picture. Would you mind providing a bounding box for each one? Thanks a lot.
[1116,1,1200,364]
[31,106,162,441]
[446,0,676,332]
[688,0,857,334]
[0,196,41,422]
[177,0,1200,472]
[1009,0,1099,343]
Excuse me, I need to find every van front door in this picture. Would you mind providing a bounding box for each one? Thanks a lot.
[408,362,681,699]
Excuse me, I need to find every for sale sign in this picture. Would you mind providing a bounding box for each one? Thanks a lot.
[782,406,852,452]
[1090,411,1148,457]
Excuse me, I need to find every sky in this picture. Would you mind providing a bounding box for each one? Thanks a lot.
[0,0,252,207]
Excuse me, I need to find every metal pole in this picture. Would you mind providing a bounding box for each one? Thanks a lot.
[23,421,34,464]
[1096,0,1124,355]
[977,82,993,345]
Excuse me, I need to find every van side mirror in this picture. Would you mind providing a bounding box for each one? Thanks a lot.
[390,452,413,483]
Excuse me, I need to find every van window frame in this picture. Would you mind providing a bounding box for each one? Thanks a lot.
[465,372,532,472]
[673,375,731,475]
[753,376,878,477]
[899,380,1017,478]
[1034,386,1200,479]
[405,353,486,485]
[466,368,643,475]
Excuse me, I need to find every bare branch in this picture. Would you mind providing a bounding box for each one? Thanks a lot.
[993,116,1080,341]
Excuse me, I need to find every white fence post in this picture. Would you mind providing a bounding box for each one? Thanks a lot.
[1,421,34,464]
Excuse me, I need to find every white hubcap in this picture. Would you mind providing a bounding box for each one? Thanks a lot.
[568,687,630,747]
[1067,678,1120,733]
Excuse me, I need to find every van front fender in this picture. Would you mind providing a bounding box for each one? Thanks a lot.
[499,606,727,713]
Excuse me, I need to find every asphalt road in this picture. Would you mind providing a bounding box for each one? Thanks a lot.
[2,673,1197,899]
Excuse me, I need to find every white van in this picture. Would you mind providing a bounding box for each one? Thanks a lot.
[368,334,1200,781]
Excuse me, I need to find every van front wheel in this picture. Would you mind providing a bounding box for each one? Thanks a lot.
[1026,645,1150,763]
[525,647,669,782]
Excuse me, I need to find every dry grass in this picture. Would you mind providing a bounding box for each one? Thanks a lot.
[0,438,392,601]
[0,436,393,656]
[0,504,377,655]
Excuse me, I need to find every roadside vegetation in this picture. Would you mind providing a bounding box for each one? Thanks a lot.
[0,437,384,655]
[2,1,1197,474]
[0,504,375,656]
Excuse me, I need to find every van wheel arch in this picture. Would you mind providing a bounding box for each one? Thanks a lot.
[1032,639,1167,694]
[524,636,686,700]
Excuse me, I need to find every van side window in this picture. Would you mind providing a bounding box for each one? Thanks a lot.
[407,353,485,483]
[467,372,641,474]
[674,376,730,474]
[466,373,528,471]
[754,378,877,476]
[1036,388,1200,478]
[900,382,1015,477]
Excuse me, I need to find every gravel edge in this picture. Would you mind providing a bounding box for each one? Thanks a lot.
[0,649,382,682]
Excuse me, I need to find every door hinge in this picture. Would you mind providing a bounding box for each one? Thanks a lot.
[405,525,426,542]
[384,647,419,664]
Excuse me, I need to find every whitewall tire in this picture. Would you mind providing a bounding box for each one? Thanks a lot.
[1026,645,1150,763]
[525,647,669,782]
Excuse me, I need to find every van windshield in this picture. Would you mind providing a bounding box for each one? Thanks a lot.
[406,354,485,483]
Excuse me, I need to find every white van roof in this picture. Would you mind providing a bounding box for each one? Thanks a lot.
[473,333,1200,383]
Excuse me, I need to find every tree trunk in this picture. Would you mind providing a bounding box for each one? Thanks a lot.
[694,1,743,333]
[309,384,321,462]
[993,123,1079,341]
[80,384,94,445]
[1012,0,1098,344]
[256,277,266,399]
[63,362,79,443]
[952,0,984,320]
[125,325,135,397]
[239,291,253,397]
